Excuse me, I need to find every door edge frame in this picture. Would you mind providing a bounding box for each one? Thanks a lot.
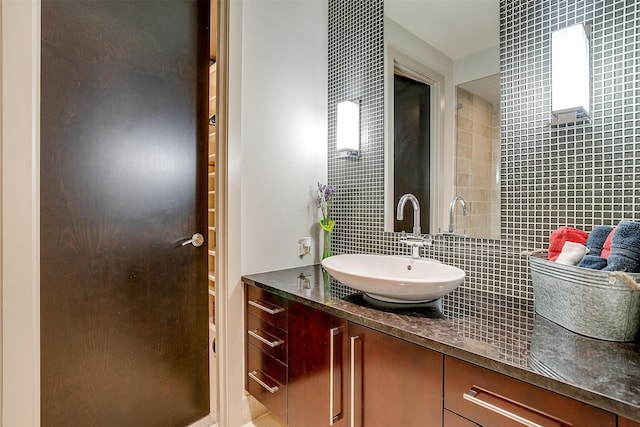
[2,0,42,425]
[216,0,257,423]
[214,0,229,422]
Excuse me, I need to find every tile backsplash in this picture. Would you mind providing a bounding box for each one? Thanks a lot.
[328,0,640,302]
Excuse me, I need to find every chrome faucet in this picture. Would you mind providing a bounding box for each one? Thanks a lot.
[397,193,421,236]
[448,196,467,233]
[396,194,431,258]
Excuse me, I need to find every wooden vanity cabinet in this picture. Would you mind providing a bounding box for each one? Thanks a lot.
[288,305,444,427]
[245,285,289,422]
[444,356,615,427]
[245,283,347,427]
[444,410,480,427]
[620,417,640,427]
[288,310,444,427]
[347,322,444,427]
[245,283,443,426]
[288,301,347,427]
[246,284,625,427]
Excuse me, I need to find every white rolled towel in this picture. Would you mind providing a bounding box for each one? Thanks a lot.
[555,241,589,265]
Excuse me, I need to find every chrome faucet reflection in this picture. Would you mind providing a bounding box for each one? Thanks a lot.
[396,193,432,258]
[448,196,468,233]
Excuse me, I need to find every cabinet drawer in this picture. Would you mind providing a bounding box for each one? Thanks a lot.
[620,417,640,427]
[247,313,287,363]
[444,356,615,427]
[246,284,287,330]
[246,342,287,422]
[444,410,479,427]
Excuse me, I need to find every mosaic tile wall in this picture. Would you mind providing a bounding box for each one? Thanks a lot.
[327,0,387,298]
[328,0,640,303]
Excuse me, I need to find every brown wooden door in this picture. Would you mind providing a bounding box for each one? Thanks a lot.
[288,301,347,427]
[40,1,210,426]
[347,323,444,427]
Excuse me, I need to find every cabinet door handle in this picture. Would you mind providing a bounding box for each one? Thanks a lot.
[350,335,362,427]
[248,370,280,394]
[463,387,567,427]
[248,299,285,315]
[329,327,343,425]
[248,329,284,347]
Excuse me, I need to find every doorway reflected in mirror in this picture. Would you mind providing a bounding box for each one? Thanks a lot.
[394,74,431,233]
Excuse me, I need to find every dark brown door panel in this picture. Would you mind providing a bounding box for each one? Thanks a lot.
[40,1,210,426]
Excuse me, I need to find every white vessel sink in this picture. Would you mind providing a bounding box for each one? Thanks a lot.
[321,254,465,303]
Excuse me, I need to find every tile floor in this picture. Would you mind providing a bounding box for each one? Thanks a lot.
[240,413,287,427]
[205,412,285,427]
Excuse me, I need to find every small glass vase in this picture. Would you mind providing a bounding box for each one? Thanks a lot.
[319,218,335,259]
[322,229,332,259]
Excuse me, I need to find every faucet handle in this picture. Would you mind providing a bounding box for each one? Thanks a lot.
[399,234,432,258]
[400,234,432,246]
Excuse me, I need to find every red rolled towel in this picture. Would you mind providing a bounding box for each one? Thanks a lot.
[600,227,616,259]
[547,227,588,261]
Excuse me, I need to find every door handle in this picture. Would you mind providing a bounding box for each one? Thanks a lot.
[182,233,205,247]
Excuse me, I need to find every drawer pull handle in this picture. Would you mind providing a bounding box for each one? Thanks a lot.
[463,387,567,427]
[350,335,362,427]
[248,329,284,347]
[248,299,285,315]
[248,370,280,394]
[329,326,343,425]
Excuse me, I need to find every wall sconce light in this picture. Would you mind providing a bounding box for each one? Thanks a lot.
[336,100,360,158]
[551,23,590,126]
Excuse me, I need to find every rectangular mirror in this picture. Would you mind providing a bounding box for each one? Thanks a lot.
[384,46,444,235]
[383,0,500,240]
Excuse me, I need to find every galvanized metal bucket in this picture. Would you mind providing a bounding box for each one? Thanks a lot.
[529,253,640,342]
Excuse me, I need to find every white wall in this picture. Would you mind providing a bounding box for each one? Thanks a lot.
[240,0,328,275]
[220,0,328,425]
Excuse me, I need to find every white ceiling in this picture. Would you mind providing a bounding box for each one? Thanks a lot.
[385,0,500,61]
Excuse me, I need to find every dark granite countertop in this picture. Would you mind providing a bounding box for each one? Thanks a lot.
[242,264,640,422]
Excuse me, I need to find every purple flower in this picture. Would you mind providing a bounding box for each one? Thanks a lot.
[316,182,337,220]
